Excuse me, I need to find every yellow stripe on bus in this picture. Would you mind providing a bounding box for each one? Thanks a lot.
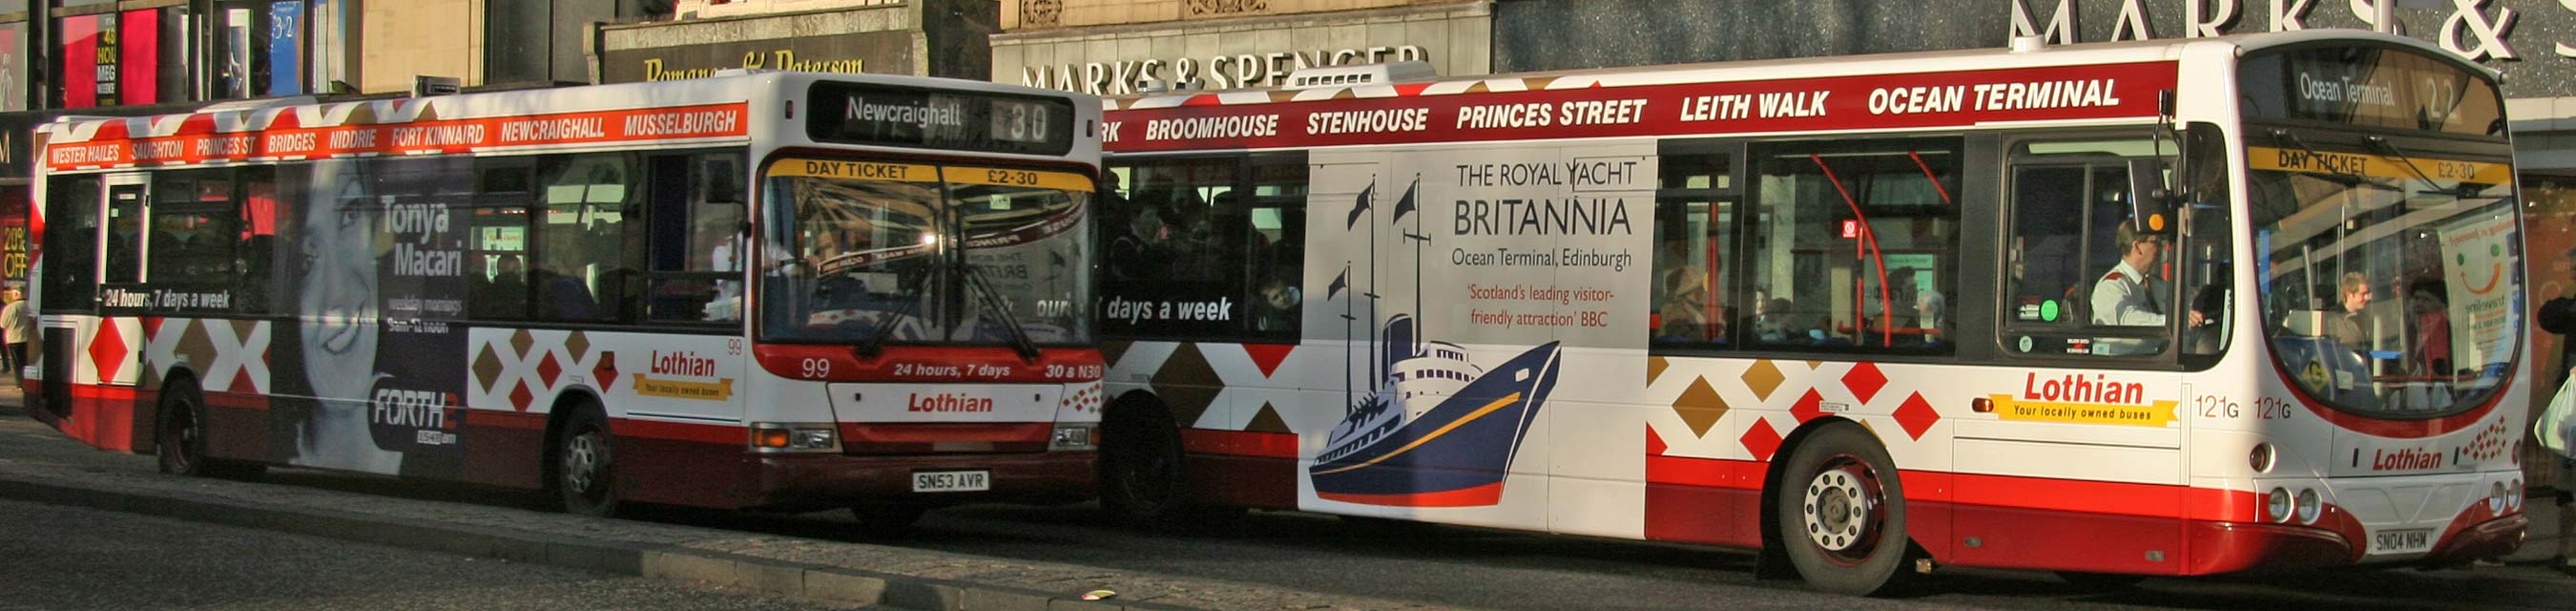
[765,158,1093,192]
[768,158,939,182]
[945,166,1095,192]
[2247,146,2511,184]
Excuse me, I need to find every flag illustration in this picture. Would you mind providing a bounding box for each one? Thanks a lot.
[1345,183,1375,229]
[1390,177,1419,222]
[1327,267,1350,300]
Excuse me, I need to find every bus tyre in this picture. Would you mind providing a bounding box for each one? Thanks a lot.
[1775,423,1911,596]
[551,406,621,517]
[1099,401,1184,526]
[156,380,210,476]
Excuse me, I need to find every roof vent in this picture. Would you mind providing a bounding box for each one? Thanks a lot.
[1282,61,1438,90]
[2009,34,2047,53]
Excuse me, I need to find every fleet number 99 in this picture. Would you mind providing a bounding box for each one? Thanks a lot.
[800,358,833,378]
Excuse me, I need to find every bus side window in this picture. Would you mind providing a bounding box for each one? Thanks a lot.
[643,152,746,324]
[104,182,144,284]
[1651,143,1735,348]
[468,159,534,321]
[147,169,239,284]
[2001,137,2176,358]
[1744,137,1960,353]
[43,176,102,311]
[1244,154,1307,337]
[236,167,280,314]
[2178,123,2233,362]
[533,153,641,324]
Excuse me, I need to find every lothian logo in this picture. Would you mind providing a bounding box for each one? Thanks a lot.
[908,392,994,413]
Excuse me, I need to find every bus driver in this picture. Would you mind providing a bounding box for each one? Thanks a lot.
[2092,221,2204,329]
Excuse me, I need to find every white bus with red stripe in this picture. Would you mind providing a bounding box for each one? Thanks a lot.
[1088,31,2530,593]
[27,72,1110,524]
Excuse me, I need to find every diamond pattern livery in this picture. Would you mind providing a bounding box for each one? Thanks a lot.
[1671,376,1729,437]
[1894,391,1940,440]
[1740,359,1786,402]
[89,320,128,383]
[1842,362,1886,405]
[1740,417,1784,461]
[1791,389,1827,423]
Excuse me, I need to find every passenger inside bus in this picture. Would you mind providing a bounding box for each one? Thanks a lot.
[535,260,598,320]
[2323,272,2375,352]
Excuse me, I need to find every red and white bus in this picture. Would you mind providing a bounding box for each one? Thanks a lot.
[1089,31,2530,593]
[26,72,1109,524]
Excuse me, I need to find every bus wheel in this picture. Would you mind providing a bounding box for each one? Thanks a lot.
[1099,401,1184,525]
[1775,423,1911,596]
[552,406,620,517]
[156,380,209,476]
[851,504,928,530]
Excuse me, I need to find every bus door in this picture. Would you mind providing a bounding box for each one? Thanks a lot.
[1962,137,2190,574]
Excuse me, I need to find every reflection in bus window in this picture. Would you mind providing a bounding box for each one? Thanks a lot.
[1745,139,1958,352]
[1103,154,1307,340]
[1652,148,1734,347]
[534,154,636,323]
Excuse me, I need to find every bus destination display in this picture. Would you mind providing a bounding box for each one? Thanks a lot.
[806,81,1074,156]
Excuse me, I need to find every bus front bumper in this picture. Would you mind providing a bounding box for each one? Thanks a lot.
[745,451,1097,511]
[2183,512,2526,574]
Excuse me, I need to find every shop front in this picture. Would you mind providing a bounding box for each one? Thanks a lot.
[992,1,1490,95]
[593,0,996,83]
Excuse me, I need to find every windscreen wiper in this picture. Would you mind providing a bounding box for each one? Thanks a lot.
[962,263,1043,361]
[858,264,931,359]
[2273,129,2402,192]
[2364,136,2463,195]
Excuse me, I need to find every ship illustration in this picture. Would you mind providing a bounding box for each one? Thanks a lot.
[1308,176,1564,507]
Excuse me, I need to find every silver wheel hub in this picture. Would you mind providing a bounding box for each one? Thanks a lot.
[564,432,601,494]
[1802,469,1871,552]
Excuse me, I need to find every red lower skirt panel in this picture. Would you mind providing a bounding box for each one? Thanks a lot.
[1181,429,1299,509]
[461,411,550,491]
[612,417,755,509]
[48,385,144,453]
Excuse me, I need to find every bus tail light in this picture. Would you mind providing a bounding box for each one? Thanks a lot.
[2249,443,2275,473]
[2266,487,2293,523]
[752,423,841,453]
[2295,488,2320,524]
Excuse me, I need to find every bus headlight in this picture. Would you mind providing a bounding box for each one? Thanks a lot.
[2510,479,2524,512]
[2266,487,2293,523]
[1050,425,1097,451]
[2489,481,2508,514]
[2249,443,2275,474]
[2295,488,2321,524]
[751,423,841,453]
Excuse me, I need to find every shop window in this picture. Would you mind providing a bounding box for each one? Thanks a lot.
[1744,138,1960,353]
[61,6,197,107]
[218,0,312,97]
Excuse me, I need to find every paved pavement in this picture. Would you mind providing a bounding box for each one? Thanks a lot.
[0,386,1424,611]
[0,497,864,611]
[0,378,2566,608]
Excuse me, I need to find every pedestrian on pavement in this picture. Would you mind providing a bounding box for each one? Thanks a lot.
[2535,282,2576,577]
[0,286,27,381]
